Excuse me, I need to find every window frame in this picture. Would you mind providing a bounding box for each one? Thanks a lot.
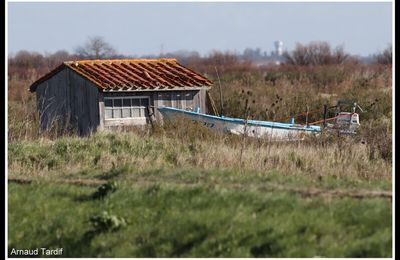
[104,96,150,120]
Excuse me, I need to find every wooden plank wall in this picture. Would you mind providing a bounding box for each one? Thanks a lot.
[152,89,207,122]
[68,69,100,135]
[36,68,70,131]
[35,67,100,136]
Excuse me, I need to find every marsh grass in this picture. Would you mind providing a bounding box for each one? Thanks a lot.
[8,126,391,183]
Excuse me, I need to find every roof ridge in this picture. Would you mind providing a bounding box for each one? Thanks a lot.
[64,58,177,65]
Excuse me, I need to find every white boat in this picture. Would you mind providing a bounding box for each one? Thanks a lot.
[158,106,321,141]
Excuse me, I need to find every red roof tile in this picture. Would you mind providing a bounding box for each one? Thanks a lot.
[29,58,213,92]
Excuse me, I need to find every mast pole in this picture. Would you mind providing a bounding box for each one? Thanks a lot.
[215,67,224,117]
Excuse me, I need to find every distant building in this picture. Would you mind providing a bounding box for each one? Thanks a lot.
[274,40,284,56]
[272,40,284,65]
[29,59,214,135]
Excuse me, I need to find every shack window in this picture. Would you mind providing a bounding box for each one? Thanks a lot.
[104,96,150,119]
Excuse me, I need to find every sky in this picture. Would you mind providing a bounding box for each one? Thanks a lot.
[7,1,393,57]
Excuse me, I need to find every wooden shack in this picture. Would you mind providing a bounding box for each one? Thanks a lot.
[29,59,215,135]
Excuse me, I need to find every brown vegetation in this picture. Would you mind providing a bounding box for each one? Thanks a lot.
[7,45,393,171]
[373,44,392,65]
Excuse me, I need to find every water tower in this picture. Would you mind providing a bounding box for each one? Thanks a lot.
[274,40,283,56]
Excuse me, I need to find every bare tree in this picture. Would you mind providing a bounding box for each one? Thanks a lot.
[75,36,117,59]
[374,44,392,65]
[46,50,73,68]
[12,50,45,69]
[283,43,308,66]
[283,41,349,66]
[332,45,349,65]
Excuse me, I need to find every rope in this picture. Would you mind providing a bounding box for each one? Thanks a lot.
[309,113,355,125]
[275,105,339,123]
[275,108,324,122]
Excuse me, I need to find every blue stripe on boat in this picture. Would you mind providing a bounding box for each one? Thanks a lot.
[158,106,321,132]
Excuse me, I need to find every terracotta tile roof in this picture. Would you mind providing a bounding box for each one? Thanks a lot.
[29,58,213,92]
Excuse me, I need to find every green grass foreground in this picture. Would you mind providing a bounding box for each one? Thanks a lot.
[8,175,391,257]
[8,131,392,257]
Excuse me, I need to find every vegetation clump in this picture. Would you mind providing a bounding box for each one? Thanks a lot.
[92,182,118,200]
[89,210,127,233]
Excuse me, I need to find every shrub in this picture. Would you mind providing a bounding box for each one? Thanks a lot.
[89,210,127,233]
[373,45,392,65]
[357,117,392,162]
[92,182,118,200]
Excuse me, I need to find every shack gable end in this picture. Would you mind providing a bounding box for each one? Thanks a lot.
[35,67,100,135]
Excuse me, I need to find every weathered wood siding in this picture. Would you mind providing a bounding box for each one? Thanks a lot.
[35,67,100,135]
[68,69,100,135]
[36,68,71,131]
[152,89,207,122]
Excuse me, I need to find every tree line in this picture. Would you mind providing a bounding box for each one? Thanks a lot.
[8,36,392,78]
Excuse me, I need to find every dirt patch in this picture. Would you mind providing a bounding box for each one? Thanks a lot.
[8,177,392,200]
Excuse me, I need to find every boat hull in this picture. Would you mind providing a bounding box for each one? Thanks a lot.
[158,107,321,140]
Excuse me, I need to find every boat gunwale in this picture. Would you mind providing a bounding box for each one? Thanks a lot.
[158,106,321,132]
